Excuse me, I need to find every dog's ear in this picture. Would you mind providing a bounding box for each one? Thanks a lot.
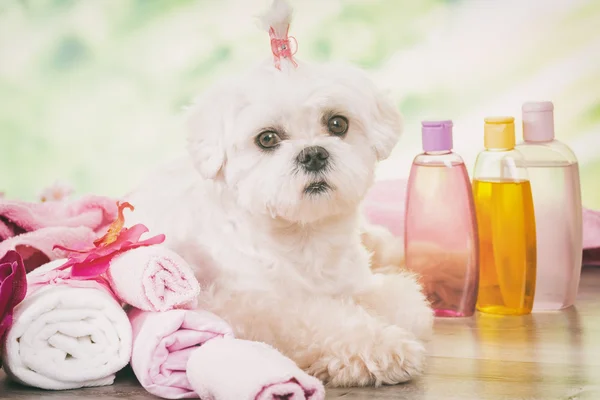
[186,82,236,180]
[369,90,403,161]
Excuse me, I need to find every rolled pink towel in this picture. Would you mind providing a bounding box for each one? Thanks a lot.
[187,338,325,400]
[108,245,200,311]
[0,194,117,240]
[0,226,99,272]
[0,195,116,272]
[128,308,233,399]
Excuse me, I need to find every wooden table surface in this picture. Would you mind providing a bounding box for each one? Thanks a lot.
[2,266,599,400]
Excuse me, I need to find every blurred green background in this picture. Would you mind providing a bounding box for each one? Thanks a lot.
[1,0,599,207]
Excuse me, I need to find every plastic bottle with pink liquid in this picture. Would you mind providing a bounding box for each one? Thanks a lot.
[516,101,583,310]
[404,120,479,317]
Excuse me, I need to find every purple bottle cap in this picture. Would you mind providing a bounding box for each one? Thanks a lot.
[421,120,453,152]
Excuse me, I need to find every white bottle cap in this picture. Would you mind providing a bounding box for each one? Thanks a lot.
[522,101,555,142]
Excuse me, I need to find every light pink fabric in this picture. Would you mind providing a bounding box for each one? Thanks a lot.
[186,338,325,400]
[107,246,201,312]
[27,260,119,302]
[363,179,600,264]
[0,196,118,271]
[128,308,233,399]
[0,226,99,272]
[0,195,117,239]
[187,338,325,400]
[582,208,600,249]
[362,179,408,237]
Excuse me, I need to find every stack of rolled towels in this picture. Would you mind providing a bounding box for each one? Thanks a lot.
[1,230,324,400]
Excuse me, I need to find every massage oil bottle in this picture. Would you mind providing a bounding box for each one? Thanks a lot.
[516,102,583,310]
[404,120,479,317]
[472,117,536,315]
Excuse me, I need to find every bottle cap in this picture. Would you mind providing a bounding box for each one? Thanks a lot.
[421,120,453,152]
[522,101,555,142]
[484,117,515,150]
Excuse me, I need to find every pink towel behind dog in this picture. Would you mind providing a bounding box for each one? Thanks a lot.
[583,208,600,265]
[107,245,201,312]
[0,195,117,239]
[364,179,600,264]
[362,179,407,237]
[128,308,233,399]
[583,208,600,249]
[186,338,325,400]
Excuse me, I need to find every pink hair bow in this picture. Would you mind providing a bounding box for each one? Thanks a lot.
[269,26,298,70]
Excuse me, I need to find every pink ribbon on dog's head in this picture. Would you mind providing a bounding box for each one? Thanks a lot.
[269,25,298,70]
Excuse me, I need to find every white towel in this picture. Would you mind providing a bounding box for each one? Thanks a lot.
[186,338,325,400]
[1,259,132,390]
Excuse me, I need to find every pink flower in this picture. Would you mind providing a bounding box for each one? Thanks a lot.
[0,251,27,342]
[53,202,165,278]
[39,180,75,202]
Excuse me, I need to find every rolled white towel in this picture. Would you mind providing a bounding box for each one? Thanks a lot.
[1,259,132,390]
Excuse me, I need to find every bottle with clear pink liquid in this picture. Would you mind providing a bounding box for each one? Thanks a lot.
[404,120,479,317]
[516,101,583,310]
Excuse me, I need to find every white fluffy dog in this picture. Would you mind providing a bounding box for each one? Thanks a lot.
[126,0,433,387]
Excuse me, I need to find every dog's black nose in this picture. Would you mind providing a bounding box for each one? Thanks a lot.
[297,146,329,172]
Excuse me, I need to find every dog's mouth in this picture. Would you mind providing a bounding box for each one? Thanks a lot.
[304,181,331,195]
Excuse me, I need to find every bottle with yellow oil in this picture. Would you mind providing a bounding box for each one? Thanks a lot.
[472,117,536,315]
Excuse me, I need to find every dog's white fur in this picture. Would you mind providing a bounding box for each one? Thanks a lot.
[125,15,433,386]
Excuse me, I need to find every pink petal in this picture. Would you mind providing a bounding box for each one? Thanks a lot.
[53,244,95,254]
[70,254,113,278]
[52,223,165,279]
[134,233,165,247]
[0,251,27,340]
[117,224,150,244]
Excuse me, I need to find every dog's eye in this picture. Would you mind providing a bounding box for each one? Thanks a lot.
[256,130,282,150]
[327,116,349,136]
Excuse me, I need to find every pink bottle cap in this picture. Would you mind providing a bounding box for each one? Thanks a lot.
[522,101,555,142]
[421,120,453,152]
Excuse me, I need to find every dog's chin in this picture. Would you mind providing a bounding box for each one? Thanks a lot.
[303,181,332,196]
[273,180,360,224]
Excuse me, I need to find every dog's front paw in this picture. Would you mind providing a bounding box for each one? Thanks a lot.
[308,325,426,387]
[355,273,435,342]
